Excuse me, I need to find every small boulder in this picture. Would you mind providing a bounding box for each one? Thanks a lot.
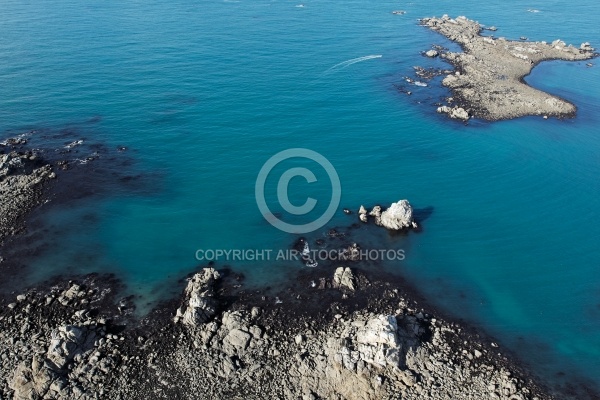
[358,205,368,223]
[450,107,469,120]
[224,329,252,350]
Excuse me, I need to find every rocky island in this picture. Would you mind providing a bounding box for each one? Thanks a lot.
[420,15,597,121]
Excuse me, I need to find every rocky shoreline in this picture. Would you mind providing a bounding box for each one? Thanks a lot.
[1,265,567,400]
[0,138,56,248]
[1,135,598,399]
[419,15,597,121]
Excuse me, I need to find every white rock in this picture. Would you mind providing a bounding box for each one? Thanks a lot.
[449,107,470,120]
[333,267,356,291]
[379,200,414,230]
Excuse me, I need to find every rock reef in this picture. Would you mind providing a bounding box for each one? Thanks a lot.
[421,15,597,121]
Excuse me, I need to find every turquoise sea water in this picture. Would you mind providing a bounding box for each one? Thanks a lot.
[2,0,600,394]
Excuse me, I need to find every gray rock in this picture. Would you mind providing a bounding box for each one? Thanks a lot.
[369,206,382,225]
[224,329,252,350]
[175,268,220,326]
[438,105,470,120]
[222,311,248,331]
[47,325,96,370]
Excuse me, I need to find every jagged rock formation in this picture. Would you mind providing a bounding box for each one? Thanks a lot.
[379,200,415,230]
[333,267,356,291]
[174,268,220,326]
[421,15,597,120]
[359,200,418,231]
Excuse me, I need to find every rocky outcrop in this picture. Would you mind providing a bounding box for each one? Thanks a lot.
[174,268,220,326]
[358,205,368,223]
[333,267,356,291]
[368,205,382,225]
[379,200,416,230]
[163,278,545,400]
[437,105,470,120]
[10,325,101,399]
[421,15,597,120]
[0,148,54,245]
[46,325,97,370]
[359,200,418,231]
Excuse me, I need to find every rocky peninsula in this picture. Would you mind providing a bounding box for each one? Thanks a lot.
[420,15,597,121]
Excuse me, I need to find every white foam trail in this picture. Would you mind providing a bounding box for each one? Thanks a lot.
[325,55,382,73]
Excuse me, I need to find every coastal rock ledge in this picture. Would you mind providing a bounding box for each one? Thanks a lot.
[421,15,597,121]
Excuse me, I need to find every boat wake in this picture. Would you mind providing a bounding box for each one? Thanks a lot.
[324,54,382,74]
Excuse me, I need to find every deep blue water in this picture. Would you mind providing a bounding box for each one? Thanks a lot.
[1,0,600,395]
